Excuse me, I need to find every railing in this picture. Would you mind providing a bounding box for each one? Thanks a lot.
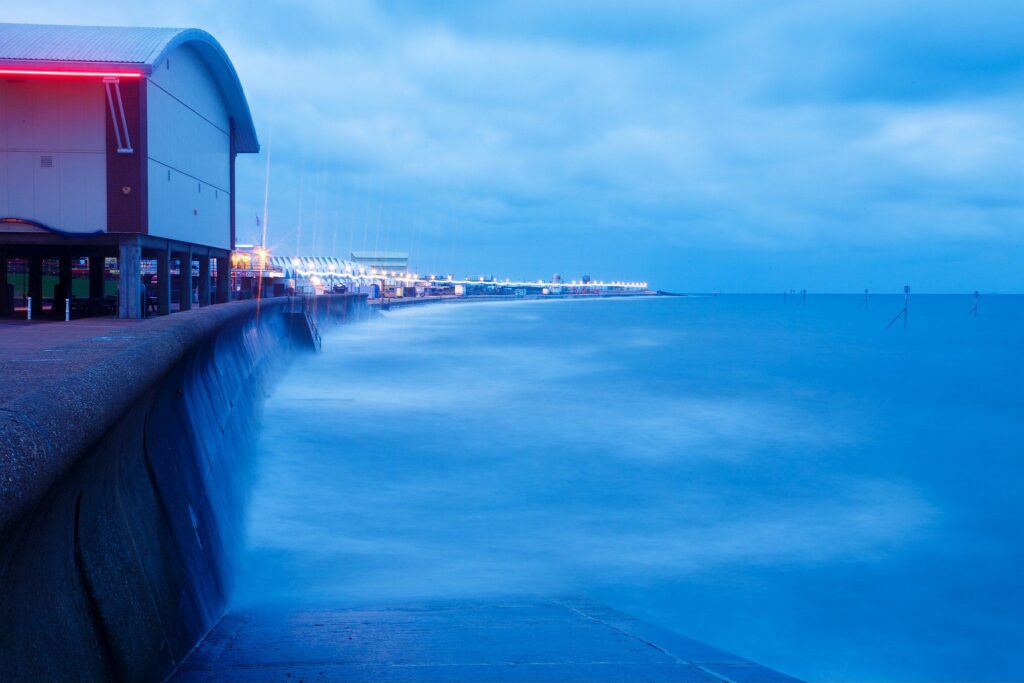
[306,302,322,350]
[287,295,322,350]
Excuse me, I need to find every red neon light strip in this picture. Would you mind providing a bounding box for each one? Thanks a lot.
[0,68,142,78]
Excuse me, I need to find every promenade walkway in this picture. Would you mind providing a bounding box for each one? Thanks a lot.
[173,598,800,683]
[0,318,142,364]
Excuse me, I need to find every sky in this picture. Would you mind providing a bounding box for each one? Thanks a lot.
[8,1,1024,292]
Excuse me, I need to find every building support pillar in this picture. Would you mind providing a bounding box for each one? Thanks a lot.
[118,238,142,319]
[156,245,171,316]
[179,246,193,311]
[58,253,72,309]
[89,254,106,299]
[0,249,8,316]
[28,255,43,319]
[215,256,230,304]
[197,255,211,306]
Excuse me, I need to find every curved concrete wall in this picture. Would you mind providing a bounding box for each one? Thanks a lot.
[0,294,367,681]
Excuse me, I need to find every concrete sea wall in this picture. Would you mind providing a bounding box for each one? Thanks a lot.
[0,294,367,681]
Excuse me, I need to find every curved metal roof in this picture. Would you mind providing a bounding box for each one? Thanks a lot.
[0,23,259,152]
[269,255,370,279]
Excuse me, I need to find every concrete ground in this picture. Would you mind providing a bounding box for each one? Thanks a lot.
[0,317,144,363]
[172,598,801,683]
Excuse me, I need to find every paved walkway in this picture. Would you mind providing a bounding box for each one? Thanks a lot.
[0,317,144,362]
[172,598,800,683]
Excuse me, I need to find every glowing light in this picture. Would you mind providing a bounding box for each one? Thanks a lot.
[0,68,143,79]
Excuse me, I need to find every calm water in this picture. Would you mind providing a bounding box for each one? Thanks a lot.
[236,295,1024,682]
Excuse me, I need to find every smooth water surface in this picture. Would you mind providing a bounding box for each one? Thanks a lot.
[237,295,1024,682]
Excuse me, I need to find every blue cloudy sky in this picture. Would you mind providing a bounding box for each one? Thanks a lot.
[11,1,1024,291]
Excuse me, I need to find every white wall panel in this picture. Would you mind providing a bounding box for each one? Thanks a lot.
[146,43,232,248]
[147,159,230,249]
[32,153,59,227]
[59,153,107,231]
[149,45,230,131]
[0,79,106,232]
[147,83,229,189]
[2,152,35,218]
[1,82,34,149]
[55,81,107,151]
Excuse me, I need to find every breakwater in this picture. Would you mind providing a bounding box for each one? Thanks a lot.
[0,294,367,681]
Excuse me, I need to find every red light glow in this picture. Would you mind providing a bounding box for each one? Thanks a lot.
[0,68,143,79]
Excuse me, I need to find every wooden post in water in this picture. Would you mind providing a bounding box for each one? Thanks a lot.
[887,285,910,329]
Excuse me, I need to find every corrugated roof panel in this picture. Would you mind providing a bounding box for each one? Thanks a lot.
[0,23,179,64]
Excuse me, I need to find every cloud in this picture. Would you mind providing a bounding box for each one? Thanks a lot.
[7,0,1024,290]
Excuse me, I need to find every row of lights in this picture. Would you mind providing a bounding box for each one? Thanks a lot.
[280,257,648,289]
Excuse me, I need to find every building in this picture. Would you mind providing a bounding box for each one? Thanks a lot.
[0,23,259,318]
[350,251,409,273]
[270,255,370,295]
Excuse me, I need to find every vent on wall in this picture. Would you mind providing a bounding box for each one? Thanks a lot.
[39,155,53,168]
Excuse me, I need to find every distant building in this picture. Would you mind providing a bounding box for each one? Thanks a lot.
[350,251,409,273]
[0,23,259,318]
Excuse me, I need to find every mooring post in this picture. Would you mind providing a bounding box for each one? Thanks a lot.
[886,285,910,329]
[26,296,32,320]
[65,298,69,322]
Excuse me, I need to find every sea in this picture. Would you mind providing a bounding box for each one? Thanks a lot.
[234,294,1024,682]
